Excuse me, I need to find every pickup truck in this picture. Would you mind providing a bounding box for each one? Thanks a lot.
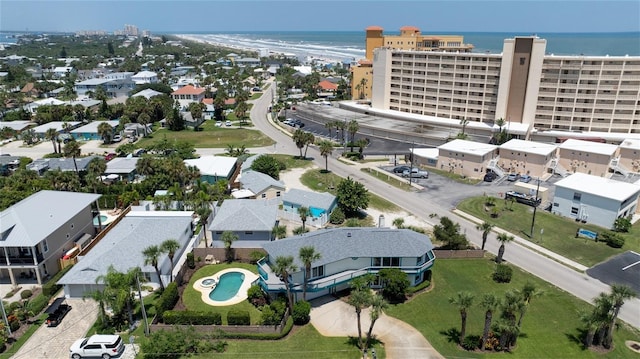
[402,168,429,178]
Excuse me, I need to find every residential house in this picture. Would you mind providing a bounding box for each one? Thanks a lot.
[317,80,338,98]
[20,83,39,98]
[27,156,100,175]
[171,85,206,110]
[615,139,640,175]
[233,170,285,200]
[184,156,237,184]
[282,189,337,228]
[57,211,194,298]
[0,190,101,286]
[131,70,158,85]
[0,121,31,133]
[437,139,498,179]
[105,157,140,182]
[52,66,75,78]
[258,228,436,301]
[23,98,66,114]
[236,57,261,66]
[498,139,558,178]
[132,88,164,99]
[552,173,640,229]
[123,123,150,138]
[32,121,81,139]
[0,156,22,176]
[557,139,618,178]
[70,120,119,141]
[210,199,278,248]
[74,72,135,98]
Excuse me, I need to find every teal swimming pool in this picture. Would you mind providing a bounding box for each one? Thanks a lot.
[209,272,245,301]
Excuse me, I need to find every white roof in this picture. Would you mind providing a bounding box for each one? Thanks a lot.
[132,71,157,78]
[0,121,31,131]
[412,148,439,159]
[71,120,119,134]
[619,139,640,150]
[559,139,618,156]
[132,88,164,99]
[0,190,101,247]
[500,139,557,156]
[105,157,140,174]
[184,156,237,177]
[438,139,497,156]
[555,173,640,202]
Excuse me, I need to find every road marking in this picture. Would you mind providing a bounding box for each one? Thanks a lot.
[621,260,640,271]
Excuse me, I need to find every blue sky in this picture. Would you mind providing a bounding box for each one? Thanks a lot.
[1,0,639,33]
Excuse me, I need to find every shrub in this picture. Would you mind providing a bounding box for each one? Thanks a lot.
[42,282,61,297]
[7,315,19,332]
[407,280,431,295]
[227,309,251,325]
[292,226,309,235]
[186,252,195,269]
[492,264,513,283]
[344,218,361,227]
[379,268,410,302]
[292,300,311,325]
[163,310,222,325]
[247,285,267,307]
[156,282,179,320]
[329,207,345,225]
[27,294,49,315]
[613,216,632,232]
[601,231,625,248]
[249,251,265,264]
[462,335,480,351]
[260,305,280,325]
[20,289,32,299]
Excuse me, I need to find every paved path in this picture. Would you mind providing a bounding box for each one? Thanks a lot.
[310,297,444,359]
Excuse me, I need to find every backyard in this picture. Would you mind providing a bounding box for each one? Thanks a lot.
[456,196,640,267]
[386,258,640,358]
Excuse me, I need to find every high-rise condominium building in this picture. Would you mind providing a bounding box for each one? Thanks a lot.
[370,36,640,136]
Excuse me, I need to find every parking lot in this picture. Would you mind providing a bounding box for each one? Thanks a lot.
[586,251,640,295]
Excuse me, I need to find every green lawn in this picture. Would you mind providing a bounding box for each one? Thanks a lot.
[386,258,640,359]
[272,154,315,170]
[428,167,482,185]
[0,314,46,359]
[359,167,413,191]
[182,263,262,324]
[300,169,400,212]
[456,196,640,267]
[192,324,381,359]
[136,120,274,149]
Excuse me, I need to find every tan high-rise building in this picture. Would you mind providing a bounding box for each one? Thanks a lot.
[370,36,640,136]
[351,26,473,100]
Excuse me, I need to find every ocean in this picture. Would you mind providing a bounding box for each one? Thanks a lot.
[175,31,640,62]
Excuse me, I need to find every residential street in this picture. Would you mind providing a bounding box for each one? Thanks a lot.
[250,82,640,329]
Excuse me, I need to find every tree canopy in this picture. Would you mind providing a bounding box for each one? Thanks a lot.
[336,176,369,215]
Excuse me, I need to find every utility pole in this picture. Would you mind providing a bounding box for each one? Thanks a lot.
[136,272,149,336]
[530,177,541,237]
[408,141,415,186]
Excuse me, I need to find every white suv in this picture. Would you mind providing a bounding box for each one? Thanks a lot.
[69,334,124,359]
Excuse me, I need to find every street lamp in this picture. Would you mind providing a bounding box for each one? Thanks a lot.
[529,177,541,237]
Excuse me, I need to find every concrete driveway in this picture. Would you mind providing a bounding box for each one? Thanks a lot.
[12,298,98,359]
[310,297,444,359]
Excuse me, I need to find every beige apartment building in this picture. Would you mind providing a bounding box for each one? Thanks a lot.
[498,139,558,178]
[437,139,498,179]
[557,139,618,177]
[615,139,640,175]
[351,26,473,100]
[370,36,640,137]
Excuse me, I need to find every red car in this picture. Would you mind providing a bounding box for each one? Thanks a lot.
[104,153,117,161]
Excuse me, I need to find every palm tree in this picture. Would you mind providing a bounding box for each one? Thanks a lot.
[580,310,599,348]
[604,284,635,348]
[392,218,405,229]
[272,255,297,313]
[592,293,614,346]
[449,291,475,344]
[495,233,514,263]
[272,224,287,240]
[318,140,333,172]
[517,281,543,328]
[196,206,212,247]
[335,121,346,143]
[476,222,493,250]
[500,289,525,348]
[460,118,469,136]
[302,132,315,159]
[63,140,81,174]
[348,284,372,352]
[347,119,359,152]
[479,293,499,351]
[221,231,238,263]
[44,128,58,153]
[298,206,310,231]
[298,246,321,300]
[97,122,113,144]
[292,128,307,159]
[365,294,389,350]
[324,121,335,139]
[85,281,109,326]
[142,245,165,291]
[160,239,180,282]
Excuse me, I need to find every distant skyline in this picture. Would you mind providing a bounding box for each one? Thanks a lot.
[1,0,639,34]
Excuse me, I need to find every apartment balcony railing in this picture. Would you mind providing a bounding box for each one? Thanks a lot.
[0,254,45,266]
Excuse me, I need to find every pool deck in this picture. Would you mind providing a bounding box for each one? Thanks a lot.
[94,210,117,226]
[193,268,259,306]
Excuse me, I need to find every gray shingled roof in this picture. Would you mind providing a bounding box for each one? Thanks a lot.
[240,154,259,172]
[105,157,139,174]
[240,170,285,195]
[210,199,277,231]
[57,213,193,285]
[262,228,434,268]
[0,190,101,247]
[30,155,101,172]
[282,189,336,211]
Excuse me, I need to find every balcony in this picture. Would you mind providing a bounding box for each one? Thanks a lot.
[0,254,44,266]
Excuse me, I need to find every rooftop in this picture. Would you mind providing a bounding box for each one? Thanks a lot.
[105,157,139,174]
[438,139,497,156]
[184,156,237,177]
[210,199,278,232]
[239,170,285,195]
[282,188,336,211]
[499,139,557,156]
[171,84,205,95]
[555,173,640,202]
[559,139,618,156]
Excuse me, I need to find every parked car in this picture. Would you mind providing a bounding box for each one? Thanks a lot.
[215,121,223,127]
[402,168,429,178]
[104,153,117,161]
[507,173,520,181]
[484,171,498,182]
[45,297,71,327]
[225,120,232,127]
[70,334,124,359]
[519,174,532,183]
[393,165,411,174]
[133,149,146,157]
[112,135,122,143]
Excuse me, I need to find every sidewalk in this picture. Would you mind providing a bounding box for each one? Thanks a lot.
[453,209,589,272]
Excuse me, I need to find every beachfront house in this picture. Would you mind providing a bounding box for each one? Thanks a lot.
[258,227,436,301]
[0,190,102,287]
[57,211,194,298]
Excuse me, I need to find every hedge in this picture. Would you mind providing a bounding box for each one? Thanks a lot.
[292,301,311,325]
[227,309,251,326]
[163,310,222,325]
[218,317,294,340]
[156,282,179,320]
[492,264,513,283]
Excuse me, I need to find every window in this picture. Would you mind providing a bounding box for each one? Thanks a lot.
[276,191,281,197]
[573,192,582,201]
[520,57,526,65]
[261,193,266,198]
[43,240,48,253]
[312,266,324,278]
[571,207,579,215]
[245,231,253,235]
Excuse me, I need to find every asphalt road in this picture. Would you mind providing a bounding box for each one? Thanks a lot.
[251,81,640,329]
